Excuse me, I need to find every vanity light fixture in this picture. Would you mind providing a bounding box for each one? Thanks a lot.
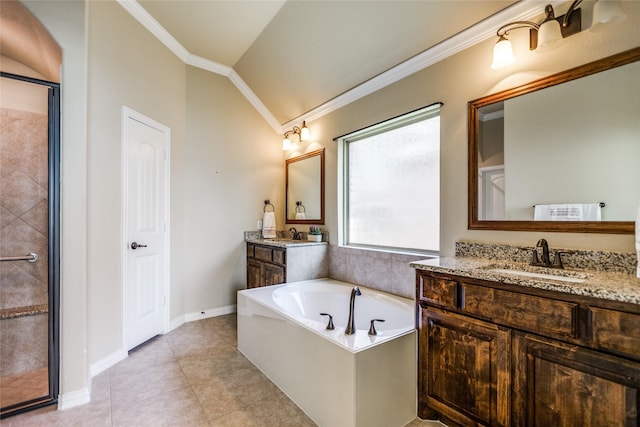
[491,0,583,69]
[282,121,310,150]
[591,0,626,31]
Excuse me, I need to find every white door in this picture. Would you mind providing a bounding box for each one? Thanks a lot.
[123,108,170,351]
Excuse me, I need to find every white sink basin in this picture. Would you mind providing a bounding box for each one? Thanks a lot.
[478,263,591,283]
[487,268,588,283]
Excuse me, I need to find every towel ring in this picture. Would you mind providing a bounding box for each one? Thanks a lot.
[296,201,306,213]
[264,200,275,212]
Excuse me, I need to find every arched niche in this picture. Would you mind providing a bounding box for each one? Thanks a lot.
[1,0,62,82]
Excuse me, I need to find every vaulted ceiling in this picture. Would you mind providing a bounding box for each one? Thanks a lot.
[125,1,543,131]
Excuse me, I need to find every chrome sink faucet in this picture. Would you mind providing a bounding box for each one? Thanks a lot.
[345,287,361,335]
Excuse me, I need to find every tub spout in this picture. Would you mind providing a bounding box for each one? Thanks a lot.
[345,287,361,335]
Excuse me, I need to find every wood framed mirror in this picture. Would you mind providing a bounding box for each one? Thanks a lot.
[286,148,325,224]
[468,48,639,234]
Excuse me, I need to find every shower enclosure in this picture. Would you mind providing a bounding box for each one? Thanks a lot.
[0,72,60,418]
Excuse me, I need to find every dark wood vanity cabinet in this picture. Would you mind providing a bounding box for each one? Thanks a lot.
[246,243,285,288]
[419,307,511,426]
[417,271,640,427]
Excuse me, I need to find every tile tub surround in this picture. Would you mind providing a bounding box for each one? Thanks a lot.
[455,241,636,274]
[245,231,430,299]
[411,256,640,305]
[329,245,430,299]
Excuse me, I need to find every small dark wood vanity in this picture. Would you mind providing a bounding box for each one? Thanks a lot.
[246,239,328,289]
[416,269,640,427]
[246,242,286,288]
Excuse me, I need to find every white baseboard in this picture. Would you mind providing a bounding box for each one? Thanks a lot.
[90,349,128,378]
[57,387,91,410]
[169,314,185,332]
[184,304,237,323]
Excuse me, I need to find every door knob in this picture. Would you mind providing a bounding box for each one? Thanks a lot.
[130,242,148,250]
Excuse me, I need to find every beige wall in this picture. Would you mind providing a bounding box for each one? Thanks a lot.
[23,0,89,402]
[184,66,282,313]
[86,0,187,363]
[308,1,640,257]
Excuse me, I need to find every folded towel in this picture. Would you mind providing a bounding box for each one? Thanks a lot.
[262,211,276,238]
[534,203,601,221]
[295,212,306,220]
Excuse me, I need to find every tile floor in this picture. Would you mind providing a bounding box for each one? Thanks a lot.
[3,314,445,426]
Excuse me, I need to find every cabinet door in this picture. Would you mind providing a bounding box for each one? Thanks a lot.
[264,263,285,287]
[419,308,511,426]
[513,333,640,427]
[247,259,263,288]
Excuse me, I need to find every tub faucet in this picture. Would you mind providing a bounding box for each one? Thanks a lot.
[345,287,361,335]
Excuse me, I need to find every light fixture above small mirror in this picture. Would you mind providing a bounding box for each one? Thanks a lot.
[282,121,310,150]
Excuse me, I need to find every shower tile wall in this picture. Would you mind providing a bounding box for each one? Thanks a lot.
[0,107,49,378]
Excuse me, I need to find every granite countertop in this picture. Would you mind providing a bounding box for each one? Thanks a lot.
[411,256,640,305]
[246,238,328,248]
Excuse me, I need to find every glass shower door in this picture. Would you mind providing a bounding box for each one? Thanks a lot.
[0,73,60,417]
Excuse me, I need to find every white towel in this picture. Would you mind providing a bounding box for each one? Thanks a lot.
[534,203,601,221]
[262,211,276,238]
[295,212,306,220]
[636,206,640,278]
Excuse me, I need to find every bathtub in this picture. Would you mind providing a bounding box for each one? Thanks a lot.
[237,278,416,427]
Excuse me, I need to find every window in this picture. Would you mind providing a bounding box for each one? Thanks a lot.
[338,104,441,254]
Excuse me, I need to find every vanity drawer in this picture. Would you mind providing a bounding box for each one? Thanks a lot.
[253,245,273,262]
[419,275,459,310]
[590,307,640,358]
[463,283,579,339]
[252,245,286,267]
[272,248,285,265]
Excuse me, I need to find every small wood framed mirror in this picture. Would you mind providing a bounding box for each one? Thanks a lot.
[286,148,325,224]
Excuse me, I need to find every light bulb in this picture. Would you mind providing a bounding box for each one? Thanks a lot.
[592,0,626,32]
[300,121,310,141]
[537,19,563,52]
[491,36,516,69]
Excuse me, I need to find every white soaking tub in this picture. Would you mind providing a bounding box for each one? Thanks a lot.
[237,278,416,427]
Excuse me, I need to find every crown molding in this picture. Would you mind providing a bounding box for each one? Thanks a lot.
[117,0,565,134]
[280,0,565,130]
[185,54,232,76]
[116,0,189,61]
[228,70,283,132]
